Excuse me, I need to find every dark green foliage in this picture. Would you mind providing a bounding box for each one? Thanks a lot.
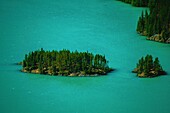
[118,0,149,7]
[134,55,165,77]
[22,49,113,76]
[136,0,170,42]
[120,0,170,43]
[137,11,145,33]
[153,57,163,75]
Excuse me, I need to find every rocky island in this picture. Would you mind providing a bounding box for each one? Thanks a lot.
[21,48,113,76]
[132,55,166,78]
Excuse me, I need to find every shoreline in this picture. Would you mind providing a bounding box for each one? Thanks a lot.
[132,68,166,78]
[146,34,170,44]
[21,68,113,77]
[138,32,170,44]
[20,49,114,77]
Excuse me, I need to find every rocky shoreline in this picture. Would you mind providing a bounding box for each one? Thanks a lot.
[132,55,166,78]
[137,32,170,44]
[21,68,113,77]
[132,68,166,78]
[146,34,170,44]
[20,49,114,77]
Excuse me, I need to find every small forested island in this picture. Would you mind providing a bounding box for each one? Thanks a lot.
[132,55,166,78]
[119,0,170,43]
[21,48,113,76]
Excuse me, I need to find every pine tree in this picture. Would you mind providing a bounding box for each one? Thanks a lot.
[23,60,26,68]
[22,48,113,76]
[147,55,153,70]
[52,61,56,75]
[38,54,43,74]
[134,55,165,77]
[154,57,161,75]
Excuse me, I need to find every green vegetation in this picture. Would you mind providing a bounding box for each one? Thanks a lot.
[118,0,149,7]
[132,55,166,77]
[120,0,170,43]
[22,48,113,76]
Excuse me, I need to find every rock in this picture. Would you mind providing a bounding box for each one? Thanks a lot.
[147,34,170,43]
[147,34,160,41]
[132,68,138,73]
[31,69,40,74]
[69,73,77,76]
[137,72,146,78]
[166,38,170,43]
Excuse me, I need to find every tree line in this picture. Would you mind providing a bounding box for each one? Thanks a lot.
[22,48,113,76]
[119,0,170,43]
[21,49,166,77]
[133,55,166,77]
[118,0,149,7]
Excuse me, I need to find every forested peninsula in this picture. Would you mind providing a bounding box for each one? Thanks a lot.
[119,0,170,43]
[21,48,113,76]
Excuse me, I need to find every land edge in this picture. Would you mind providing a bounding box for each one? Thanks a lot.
[137,32,170,44]
[18,62,114,77]
[132,68,167,78]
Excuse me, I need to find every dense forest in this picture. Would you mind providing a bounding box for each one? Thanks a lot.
[22,48,113,76]
[118,0,149,7]
[119,0,170,43]
[132,55,166,77]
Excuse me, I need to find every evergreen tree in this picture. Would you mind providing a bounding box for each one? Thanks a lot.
[22,48,113,76]
[38,54,43,74]
[133,55,165,77]
[23,60,26,68]
[153,57,161,75]
[120,0,170,43]
[52,61,56,75]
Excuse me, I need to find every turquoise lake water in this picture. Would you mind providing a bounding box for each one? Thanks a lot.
[0,0,170,113]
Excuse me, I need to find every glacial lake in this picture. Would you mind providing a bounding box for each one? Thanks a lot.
[0,0,170,113]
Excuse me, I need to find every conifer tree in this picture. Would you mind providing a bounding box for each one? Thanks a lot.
[120,0,170,43]
[154,57,161,75]
[133,55,165,77]
[22,48,113,76]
